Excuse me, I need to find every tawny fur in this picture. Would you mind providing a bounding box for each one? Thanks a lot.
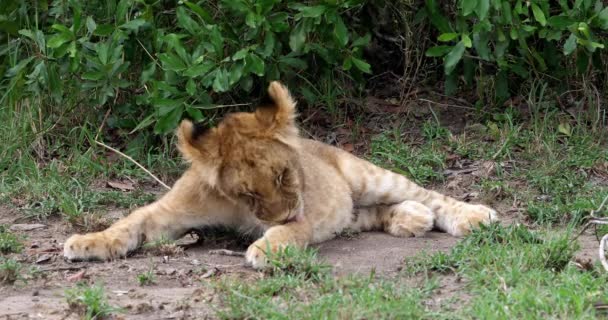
[63,81,498,269]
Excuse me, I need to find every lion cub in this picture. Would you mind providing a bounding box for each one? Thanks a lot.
[64,81,497,268]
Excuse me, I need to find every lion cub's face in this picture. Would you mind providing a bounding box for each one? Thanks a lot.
[176,82,302,224]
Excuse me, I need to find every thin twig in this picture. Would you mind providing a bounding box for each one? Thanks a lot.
[209,249,245,257]
[94,108,112,142]
[601,234,608,272]
[418,98,491,114]
[94,140,171,190]
[39,265,87,272]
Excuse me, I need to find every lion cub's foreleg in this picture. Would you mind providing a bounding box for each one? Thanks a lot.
[342,156,497,237]
[245,219,313,269]
[63,173,238,261]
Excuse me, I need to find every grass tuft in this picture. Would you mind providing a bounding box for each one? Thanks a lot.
[0,258,25,284]
[65,283,118,320]
[0,225,24,254]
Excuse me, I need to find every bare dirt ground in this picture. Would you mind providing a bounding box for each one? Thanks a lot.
[0,201,601,320]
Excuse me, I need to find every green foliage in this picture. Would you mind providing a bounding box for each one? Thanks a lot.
[371,131,447,185]
[65,283,119,320]
[2,0,371,135]
[406,224,607,318]
[137,268,156,286]
[0,225,23,254]
[264,246,331,280]
[216,270,437,319]
[0,258,24,284]
[424,0,608,99]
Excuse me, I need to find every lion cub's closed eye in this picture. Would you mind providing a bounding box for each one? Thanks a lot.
[63,81,497,269]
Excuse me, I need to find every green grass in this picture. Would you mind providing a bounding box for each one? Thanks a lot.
[0,101,181,224]
[137,266,156,286]
[0,258,25,284]
[65,283,119,320]
[215,247,440,319]
[214,225,608,319]
[0,225,23,254]
[407,223,608,319]
[371,128,448,185]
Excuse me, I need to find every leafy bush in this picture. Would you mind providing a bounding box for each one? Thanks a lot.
[1,0,371,135]
[423,0,608,101]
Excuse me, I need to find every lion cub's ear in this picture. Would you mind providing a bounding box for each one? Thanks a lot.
[176,119,219,163]
[255,81,299,138]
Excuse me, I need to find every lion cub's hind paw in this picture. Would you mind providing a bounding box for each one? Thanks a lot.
[63,233,127,262]
[448,204,498,237]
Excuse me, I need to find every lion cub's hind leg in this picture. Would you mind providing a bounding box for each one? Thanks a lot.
[352,201,434,237]
[381,201,435,237]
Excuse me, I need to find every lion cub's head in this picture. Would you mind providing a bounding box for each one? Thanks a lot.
[176,81,303,224]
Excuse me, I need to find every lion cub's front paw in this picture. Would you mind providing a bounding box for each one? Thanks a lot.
[446,204,498,237]
[63,233,128,262]
[245,237,282,270]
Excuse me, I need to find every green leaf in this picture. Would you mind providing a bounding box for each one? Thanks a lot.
[94,24,114,36]
[462,34,472,48]
[176,6,199,34]
[476,0,490,20]
[183,62,214,77]
[558,122,571,136]
[461,0,477,15]
[232,47,250,60]
[246,11,263,28]
[351,56,371,73]
[47,33,72,49]
[444,41,465,75]
[186,78,196,96]
[547,15,574,29]
[445,71,458,95]
[563,33,577,55]
[298,5,326,18]
[598,7,608,29]
[246,53,265,76]
[229,63,244,85]
[473,33,491,60]
[184,1,213,24]
[501,1,512,24]
[425,0,451,33]
[438,33,459,42]
[186,107,204,122]
[352,33,371,47]
[268,12,289,32]
[159,53,186,71]
[153,98,183,116]
[263,32,276,57]
[82,71,104,81]
[154,105,183,134]
[51,24,73,36]
[342,57,352,70]
[213,68,231,92]
[289,21,307,52]
[140,62,156,84]
[86,16,97,34]
[120,19,147,32]
[333,16,349,46]
[531,4,546,26]
[425,45,453,57]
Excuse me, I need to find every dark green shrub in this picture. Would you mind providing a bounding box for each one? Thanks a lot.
[1,0,372,135]
[423,0,608,101]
